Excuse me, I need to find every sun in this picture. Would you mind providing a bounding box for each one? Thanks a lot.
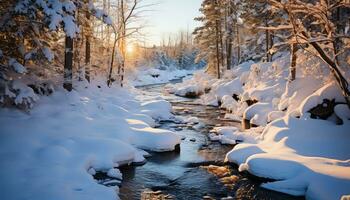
[126,44,134,54]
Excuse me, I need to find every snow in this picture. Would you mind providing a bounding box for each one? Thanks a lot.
[42,47,54,62]
[298,82,346,117]
[130,67,191,87]
[334,104,350,121]
[0,79,180,200]
[169,50,350,199]
[141,99,174,121]
[9,58,27,74]
[185,116,200,124]
[278,77,322,112]
[175,85,201,97]
[12,80,39,108]
[243,102,275,126]
[226,116,350,200]
[210,126,261,145]
[107,168,123,180]
[167,70,215,99]
[214,78,243,100]
[63,15,79,38]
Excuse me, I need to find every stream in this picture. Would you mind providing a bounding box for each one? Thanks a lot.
[102,80,305,200]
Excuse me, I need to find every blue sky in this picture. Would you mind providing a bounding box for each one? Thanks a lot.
[141,0,202,46]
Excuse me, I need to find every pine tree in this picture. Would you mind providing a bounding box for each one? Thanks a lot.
[194,0,224,78]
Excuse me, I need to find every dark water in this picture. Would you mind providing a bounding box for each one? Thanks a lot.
[116,81,304,200]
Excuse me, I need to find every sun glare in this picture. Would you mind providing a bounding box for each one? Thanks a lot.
[126,44,134,54]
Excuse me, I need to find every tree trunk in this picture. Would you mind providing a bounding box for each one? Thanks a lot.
[303,31,350,109]
[289,43,297,82]
[215,20,221,79]
[85,35,91,82]
[74,9,83,81]
[85,5,91,82]
[227,36,232,70]
[226,4,232,70]
[64,36,73,91]
[120,29,126,87]
[119,0,126,87]
[265,18,271,62]
[333,6,341,66]
[107,32,117,87]
[219,24,225,71]
[269,32,274,62]
[236,24,241,64]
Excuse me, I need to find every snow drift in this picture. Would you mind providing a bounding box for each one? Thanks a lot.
[0,79,180,200]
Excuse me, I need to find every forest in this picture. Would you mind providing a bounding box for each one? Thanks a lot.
[0,0,349,200]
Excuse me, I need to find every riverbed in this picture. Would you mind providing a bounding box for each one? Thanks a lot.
[107,82,304,200]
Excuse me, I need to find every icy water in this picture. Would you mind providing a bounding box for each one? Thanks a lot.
[116,80,305,200]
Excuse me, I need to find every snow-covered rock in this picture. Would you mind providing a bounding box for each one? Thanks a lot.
[141,99,173,120]
[244,102,275,126]
[226,116,350,200]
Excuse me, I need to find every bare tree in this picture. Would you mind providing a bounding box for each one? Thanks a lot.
[270,0,350,107]
[108,0,143,87]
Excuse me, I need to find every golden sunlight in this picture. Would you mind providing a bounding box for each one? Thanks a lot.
[126,44,134,54]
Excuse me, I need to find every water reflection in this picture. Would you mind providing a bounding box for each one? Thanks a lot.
[117,83,304,200]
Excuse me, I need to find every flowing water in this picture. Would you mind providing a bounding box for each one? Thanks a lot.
[102,80,305,200]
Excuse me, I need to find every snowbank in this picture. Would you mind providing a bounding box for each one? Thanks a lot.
[243,102,275,126]
[0,79,180,200]
[226,116,350,200]
[129,67,191,87]
[141,99,174,120]
[170,50,350,199]
[209,126,260,145]
[169,70,215,98]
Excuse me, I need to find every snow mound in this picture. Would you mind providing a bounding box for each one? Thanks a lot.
[209,126,260,145]
[130,68,190,87]
[214,78,243,100]
[0,79,180,200]
[298,82,346,117]
[244,102,275,126]
[226,116,350,200]
[141,99,173,120]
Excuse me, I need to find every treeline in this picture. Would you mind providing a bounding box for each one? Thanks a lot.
[194,0,350,106]
[0,0,144,109]
[148,30,205,70]
[128,30,206,71]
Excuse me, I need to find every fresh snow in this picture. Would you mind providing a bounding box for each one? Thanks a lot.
[169,50,350,199]
[129,67,192,87]
[9,58,27,74]
[0,79,180,200]
[226,116,350,200]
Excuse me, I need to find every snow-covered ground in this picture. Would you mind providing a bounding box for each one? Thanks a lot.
[0,78,180,200]
[169,50,350,199]
[128,67,195,87]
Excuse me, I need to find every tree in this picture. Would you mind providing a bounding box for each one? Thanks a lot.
[64,36,74,91]
[108,0,141,87]
[270,0,350,107]
[194,0,224,78]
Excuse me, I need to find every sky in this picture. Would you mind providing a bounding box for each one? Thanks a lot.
[140,0,202,46]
